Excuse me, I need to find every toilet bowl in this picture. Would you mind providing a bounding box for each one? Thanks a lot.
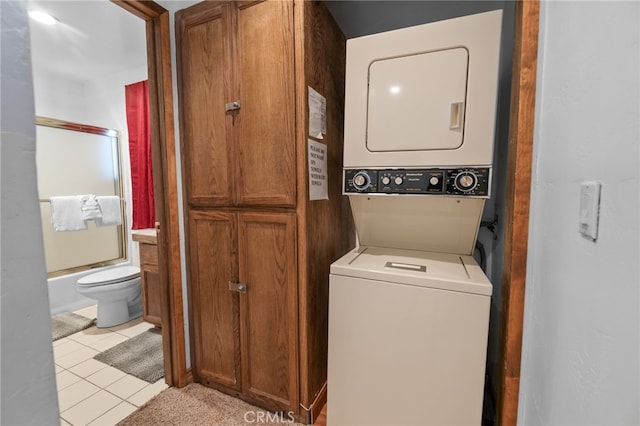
[77,266,143,328]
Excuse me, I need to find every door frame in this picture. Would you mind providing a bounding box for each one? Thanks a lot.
[113,0,189,388]
[497,1,540,424]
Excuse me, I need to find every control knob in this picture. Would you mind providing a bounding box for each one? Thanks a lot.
[381,176,391,185]
[429,176,439,186]
[352,171,371,191]
[394,176,403,185]
[454,171,478,192]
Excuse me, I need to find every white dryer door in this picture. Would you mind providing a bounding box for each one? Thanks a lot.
[367,47,468,152]
[342,9,502,168]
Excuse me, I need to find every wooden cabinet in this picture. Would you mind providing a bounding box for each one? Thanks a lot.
[177,1,353,422]
[133,231,162,328]
[189,210,297,410]
[238,212,297,409]
[188,211,240,390]
[179,0,295,208]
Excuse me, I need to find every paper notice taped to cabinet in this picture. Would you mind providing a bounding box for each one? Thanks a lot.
[308,139,328,200]
[308,86,326,139]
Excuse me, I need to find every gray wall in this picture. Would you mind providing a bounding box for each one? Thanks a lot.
[0,1,60,424]
[518,1,639,424]
[326,0,506,38]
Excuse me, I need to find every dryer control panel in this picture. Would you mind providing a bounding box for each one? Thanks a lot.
[344,168,491,197]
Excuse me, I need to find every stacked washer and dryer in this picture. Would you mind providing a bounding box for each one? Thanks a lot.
[327,10,503,425]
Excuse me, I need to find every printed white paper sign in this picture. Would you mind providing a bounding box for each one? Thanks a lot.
[308,139,328,201]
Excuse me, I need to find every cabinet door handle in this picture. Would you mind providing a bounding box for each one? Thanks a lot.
[228,281,247,293]
[225,101,241,112]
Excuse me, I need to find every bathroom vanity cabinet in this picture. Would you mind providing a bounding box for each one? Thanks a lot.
[176,0,353,422]
[132,230,162,328]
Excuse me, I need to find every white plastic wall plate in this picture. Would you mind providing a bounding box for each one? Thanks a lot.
[579,181,601,241]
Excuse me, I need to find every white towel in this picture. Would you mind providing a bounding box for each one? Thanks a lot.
[80,194,102,221]
[96,196,122,226]
[50,196,87,231]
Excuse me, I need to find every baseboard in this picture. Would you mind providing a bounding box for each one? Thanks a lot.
[181,368,193,387]
[309,381,327,424]
[171,368,193,388]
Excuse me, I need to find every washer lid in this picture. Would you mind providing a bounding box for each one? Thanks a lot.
[331,246,492,296]
[77,266,140,286]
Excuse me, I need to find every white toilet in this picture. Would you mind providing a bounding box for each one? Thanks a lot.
[77,266,143,328]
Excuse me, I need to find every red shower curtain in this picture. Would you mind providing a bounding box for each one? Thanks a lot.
[125,80,155,230]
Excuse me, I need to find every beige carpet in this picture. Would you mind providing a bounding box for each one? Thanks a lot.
[118,383,305,426]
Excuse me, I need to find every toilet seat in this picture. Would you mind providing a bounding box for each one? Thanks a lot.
[77,266,141,288]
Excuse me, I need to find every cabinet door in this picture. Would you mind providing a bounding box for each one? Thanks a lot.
[141,265,162,327]
[141,268,162,327]
[234,1,296,207]
[188,210,241,391]
[238,212,298,411]
[139,243,162,327]
[178,3,234,207]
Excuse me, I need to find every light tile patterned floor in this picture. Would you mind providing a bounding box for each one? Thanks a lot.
[55,305,167,426]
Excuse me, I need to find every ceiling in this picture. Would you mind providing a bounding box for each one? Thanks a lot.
[26,1,506,85]
[27,0,147,83]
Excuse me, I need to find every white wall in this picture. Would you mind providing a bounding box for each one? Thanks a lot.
[0,1,60,423]
[518,1,640,425]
